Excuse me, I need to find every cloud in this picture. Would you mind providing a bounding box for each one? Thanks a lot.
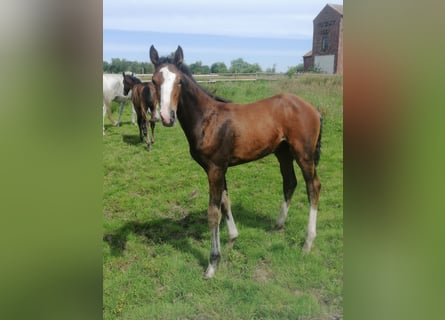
[103,0,336,39]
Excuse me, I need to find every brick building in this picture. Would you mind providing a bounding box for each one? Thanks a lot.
[303,4,343,74]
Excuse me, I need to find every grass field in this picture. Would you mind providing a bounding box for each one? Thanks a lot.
[103,75,343,319]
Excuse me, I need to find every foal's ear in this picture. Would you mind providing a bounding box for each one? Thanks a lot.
[149,45,159,65]
[174,46,184,66]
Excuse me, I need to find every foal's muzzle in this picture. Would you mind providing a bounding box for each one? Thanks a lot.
[161,110,176,127]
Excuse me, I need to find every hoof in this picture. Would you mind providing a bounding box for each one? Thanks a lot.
[227,237,237,249]
[274,223,285,231]
[204,265,216,279]
[302,242,312,253]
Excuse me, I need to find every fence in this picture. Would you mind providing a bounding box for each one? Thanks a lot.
[132,72,342,83]
[134,72,287,83]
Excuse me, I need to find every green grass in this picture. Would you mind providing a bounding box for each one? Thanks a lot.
[103,76,343,319]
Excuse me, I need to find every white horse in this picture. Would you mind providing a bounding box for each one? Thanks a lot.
[103,73,137,134]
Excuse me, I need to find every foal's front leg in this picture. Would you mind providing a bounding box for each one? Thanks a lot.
[105,101,117,126]
[116,101,125,126]
[204,167,225,279]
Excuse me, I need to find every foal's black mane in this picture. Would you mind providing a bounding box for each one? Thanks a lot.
[123,74,142,84]
[157,57,230,103]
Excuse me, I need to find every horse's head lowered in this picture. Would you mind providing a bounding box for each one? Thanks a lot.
[149,45,184,127]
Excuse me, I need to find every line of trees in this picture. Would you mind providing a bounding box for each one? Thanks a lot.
[103,57,303,75]
[103,58,154,74]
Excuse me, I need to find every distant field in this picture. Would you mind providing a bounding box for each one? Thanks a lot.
[103,75,343,319]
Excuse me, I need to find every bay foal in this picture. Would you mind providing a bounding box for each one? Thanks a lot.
[122,73,159,150]
[150,45,322,279]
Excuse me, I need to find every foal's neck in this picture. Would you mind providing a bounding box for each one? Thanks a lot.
[177,76,217,144]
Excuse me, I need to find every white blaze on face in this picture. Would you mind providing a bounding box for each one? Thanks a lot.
[159,66,176,125]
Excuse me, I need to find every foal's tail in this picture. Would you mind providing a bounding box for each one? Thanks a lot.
[314,116,323,167]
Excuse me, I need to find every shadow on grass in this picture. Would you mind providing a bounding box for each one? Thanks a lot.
[230,203,310,249]
[230,203,274,232]
[117,121,136,126]
[103,123,116,131]
[104,203,287,268]
[103,211,209,266]
[122,134,141,145]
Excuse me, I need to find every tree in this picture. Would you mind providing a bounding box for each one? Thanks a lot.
[103,61,110,72]
[189,61,210,74]
[210,62,228,74]
[103,59,154,74]
[229,58,262,73]
[229,58,247,73]
[141,62,154,74]
[248,63,262,73]
[265,64,276,73]
[286,64,304,78]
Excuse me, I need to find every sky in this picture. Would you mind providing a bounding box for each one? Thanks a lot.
[103,0,343,73]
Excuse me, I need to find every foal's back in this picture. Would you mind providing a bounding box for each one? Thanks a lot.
[223,93,320,143]
[130,82,156,110]
[198,93,320,166]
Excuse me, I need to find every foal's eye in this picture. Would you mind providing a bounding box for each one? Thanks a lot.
[152,79,157,86]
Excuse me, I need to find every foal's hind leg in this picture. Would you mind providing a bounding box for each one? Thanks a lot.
[149,118,156,144]
[298,158,321,252]
[204,166,226,279]
[221,178,238,247]
[274,145,298,229]
[137,115,145,142]
[143,120,151,150]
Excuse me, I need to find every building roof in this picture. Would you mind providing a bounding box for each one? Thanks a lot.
[328,3,343,16]
[314,3,343,22]
[303,50,313,57]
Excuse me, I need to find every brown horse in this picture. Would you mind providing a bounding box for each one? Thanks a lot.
[150,45,322,279]
[122,73,159,150]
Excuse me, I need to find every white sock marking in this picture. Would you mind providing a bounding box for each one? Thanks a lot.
[304,206,318,252]
[307,206,317,240]
[222,191,238,240]
[276,201,290,227]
